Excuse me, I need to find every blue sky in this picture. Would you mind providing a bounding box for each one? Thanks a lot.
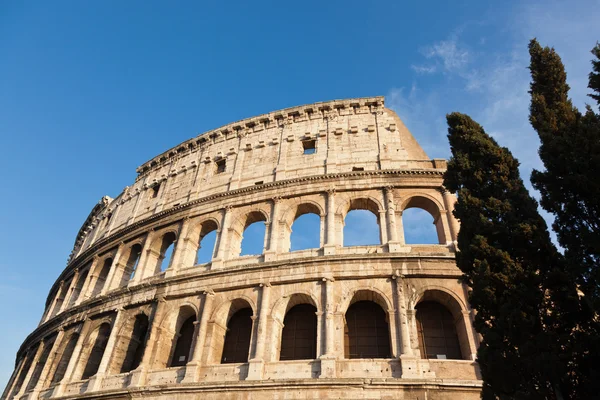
[1,0,599,389]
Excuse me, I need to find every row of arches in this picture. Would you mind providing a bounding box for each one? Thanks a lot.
[11,286,474,398]
[46,193,457,322]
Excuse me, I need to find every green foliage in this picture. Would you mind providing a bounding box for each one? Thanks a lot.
[528,38,600,398]
[444,112,572,399]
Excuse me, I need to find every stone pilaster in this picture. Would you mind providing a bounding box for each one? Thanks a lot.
[165,217,193,277]
[264,197,282,262]
[212,206,232,268]
[247,283,271,380]
[319,277,337,378]
[54,321,91,397]
[323,189,336,255]
[87,309,125,392]
[182,290,215,382]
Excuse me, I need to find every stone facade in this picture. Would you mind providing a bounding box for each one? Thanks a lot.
[2,97,482,399]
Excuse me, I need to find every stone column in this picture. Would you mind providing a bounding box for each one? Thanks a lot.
[165,217,193,277]
[54,321,92,397]
[14,342,44,398]
[323,189,336,255]
[264,197,281,262]
[461,310,478,360]
[442,189,460,242]
[27,329,66,399]
[378,209,388,244]
[397,210,406,245]
[319,277,336,378]
[393,275,413,357]
[385,187,403,252]
[247,283,271,380]
[129,297,168,387]
[129,230,156,285]
[315,311,324,358]
[103,243,126,293]
[183,291,215,382]
[87,310,125,391]
[212,206,232,268]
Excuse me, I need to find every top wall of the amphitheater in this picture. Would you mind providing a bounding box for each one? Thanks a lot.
[70,96,446,262]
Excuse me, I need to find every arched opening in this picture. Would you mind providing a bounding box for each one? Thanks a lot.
[402,196,446,244]
[416,301,462,360]
[91,258,112,297]
[279,304,317,360]
[196,220,218,264]
[169,310,197,367]
[25,336,56,392]
[9,346,38,398]
[343,199,381,246]
[221,308,253,363]
[51,332,79,384]
[120,243,142,286]
[344,300,391,359]
[239,212,267,256]
[50,277,72,318]
[402,208,438,244]
[158,232,177,272]
[67,268,89,308]
[81,323,112,379]
[290,213,321,251]
[120,314,150,373]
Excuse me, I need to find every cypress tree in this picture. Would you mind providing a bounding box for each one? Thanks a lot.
[528,39,600,398]
[443,112,575,399]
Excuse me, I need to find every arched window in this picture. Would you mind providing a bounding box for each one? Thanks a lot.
[416,301,462,360]
[120,243,142,286]
[120,314,150,373]
[91,258,112,297]
[9,346,38,398]
[158,232,177,272]
[344,301,391,359]
[196,220,218,264]
[402,196,446,244]
[169,314,196,367]
[221,308,253,363]
[50,277,72,318]
[51,333,79,384]
[81,323,112,379]
[25,336,56,392]
[343,199,381,246]
[402,208,438,244]
[290,213,321,251]
[280,304,317,360]
[240,222,266,256]
[67,268,89,308]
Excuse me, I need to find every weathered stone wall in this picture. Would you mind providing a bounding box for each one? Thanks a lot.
[3,97,481,400]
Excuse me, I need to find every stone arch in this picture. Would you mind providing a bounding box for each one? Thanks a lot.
[118,241,144,286]
[410,287,472,361]
[337,195,384,246]
[207,296,256,364]
[90,255,114,297]
[76,316,114,380]
[399,194,448,244]
[341,289,392,359]
[189,217,220,264]
[271,292,319,361]
[281,201,324,252]
[229,209,270,257]
[147,229,178,275]
[338,287,393,314]
[114,312,150,374]
[168,305,198,367]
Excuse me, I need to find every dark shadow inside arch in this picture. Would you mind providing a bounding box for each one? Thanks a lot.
[280,304,317,360]
[169,308,196,367]
[344,300,391,359]
[221,308,253,364]
[121,314,150,373]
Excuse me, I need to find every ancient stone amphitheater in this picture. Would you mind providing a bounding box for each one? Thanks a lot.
[3,97,482,399]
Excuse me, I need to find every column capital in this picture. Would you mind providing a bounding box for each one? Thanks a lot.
[259,282,272,288]
[326,188,336,196]
[203,289,215,296]
[272,196,283,204]
[321,276,335,283]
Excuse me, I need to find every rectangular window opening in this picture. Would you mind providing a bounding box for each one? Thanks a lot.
[302,140,316,155]
[152,184,160,198]
[255,181,264,185]
[215,159,226,174]
[352,167,365,171]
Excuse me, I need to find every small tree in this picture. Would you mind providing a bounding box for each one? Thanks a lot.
[443,112,576,399]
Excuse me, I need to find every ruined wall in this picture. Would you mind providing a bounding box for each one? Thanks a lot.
[4,97,481,400]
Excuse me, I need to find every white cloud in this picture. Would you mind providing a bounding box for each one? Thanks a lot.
[411,65,437,74]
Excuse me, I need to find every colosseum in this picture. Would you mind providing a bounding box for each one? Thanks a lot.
[3,96,482,399]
